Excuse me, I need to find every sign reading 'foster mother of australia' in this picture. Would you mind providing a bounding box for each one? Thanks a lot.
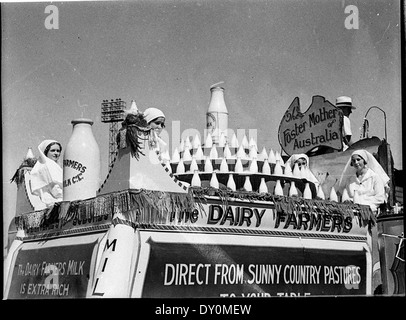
[278,96,343,156]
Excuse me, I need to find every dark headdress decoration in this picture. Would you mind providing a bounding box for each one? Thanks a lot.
[116,112,151,159]
[10,157,38,185]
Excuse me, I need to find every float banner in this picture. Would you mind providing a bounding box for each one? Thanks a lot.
[7,240,97,299]
[141,241,366,297]
[278,95,343,156]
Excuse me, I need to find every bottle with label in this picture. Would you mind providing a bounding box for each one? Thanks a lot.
[63,118,101,201]
[206,86,228,144]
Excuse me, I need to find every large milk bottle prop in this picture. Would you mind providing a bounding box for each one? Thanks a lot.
[63,118,101,201]
[206,86,229,144]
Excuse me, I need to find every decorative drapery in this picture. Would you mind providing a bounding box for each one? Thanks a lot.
[191,186,375,228]
[14,189,195,231]
[14,186,375,232]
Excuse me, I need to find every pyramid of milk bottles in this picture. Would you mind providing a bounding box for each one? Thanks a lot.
[151,84,339,200]
[158,131,328,200]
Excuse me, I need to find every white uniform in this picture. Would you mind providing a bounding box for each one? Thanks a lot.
[343,168,386,212]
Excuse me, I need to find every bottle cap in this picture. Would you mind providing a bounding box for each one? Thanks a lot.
[71,118,94,125]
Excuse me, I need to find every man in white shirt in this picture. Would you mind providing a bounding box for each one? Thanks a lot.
[336,96,356,151]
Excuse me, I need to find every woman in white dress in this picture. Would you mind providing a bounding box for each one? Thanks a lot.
[338,149,390,213]
[30,139,63,207]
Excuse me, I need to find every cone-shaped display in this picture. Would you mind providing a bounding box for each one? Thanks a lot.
[268,149,276,164]
[249,145,257,159]
[273,159,283,176]
[317,185,326,200]
[227,173,236,191]
[259,147,268,161]
[172,147,180,163]
[289,181,298,197]
[249,137,257,151]
[224,144,233,159]
[249,159,258,173]
[204,158,213,172]
[204,133,213,149]
[209,145,218,159]
[191,170,201,187]
[274,180,284,196]
[230,133,239,148]
[176,158,185,174]
[179,138,185,153]
[243,176,252,191]
[210,171,219,188]
[125,100,139,115]
[25,147,35,159]
[259,177,268,193]
[189,157,199,173]
[184,136,192,149]
[182,146,192,162]
[220,157,229,173]
[329,186,338,202]
[341,188,350,202]
[284,163,293,178]
[237,145,246,159]
[218,132,227,148]
[234,157,244,173]
[262,159,271,174]
[161,149,171,164]
[275,150,284,165]
[292,163,301,178]
[194,146,204,160]
[303,183,312,199]
[241,135,249,150]
[192,134,201,149]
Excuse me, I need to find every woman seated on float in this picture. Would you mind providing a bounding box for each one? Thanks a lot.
[30,139,63,207]
[338,149,390,213]
[143,107,167,151]
[117,106,167,155]
[285,153,320,186]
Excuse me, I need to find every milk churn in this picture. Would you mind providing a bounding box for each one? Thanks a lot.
[63,118,101,201]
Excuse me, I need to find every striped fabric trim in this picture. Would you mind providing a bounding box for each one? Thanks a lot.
[156,150,188,191]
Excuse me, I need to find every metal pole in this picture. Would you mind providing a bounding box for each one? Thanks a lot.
[363,106,387,141]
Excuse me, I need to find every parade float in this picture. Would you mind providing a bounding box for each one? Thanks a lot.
[4,86,404,299]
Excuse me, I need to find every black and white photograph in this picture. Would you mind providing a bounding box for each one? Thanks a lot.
[2,0,403,310]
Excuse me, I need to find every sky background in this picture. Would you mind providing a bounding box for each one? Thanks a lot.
[2,0,402,247]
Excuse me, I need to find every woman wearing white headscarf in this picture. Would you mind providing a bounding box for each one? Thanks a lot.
[30,139,63,207]
[338,149,390,213]
[143,107,167,152]
[285,153,320,186]
[143,107,166,134]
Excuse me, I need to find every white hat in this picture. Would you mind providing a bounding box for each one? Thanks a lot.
[143,107,166,124]
[336,96,356,109]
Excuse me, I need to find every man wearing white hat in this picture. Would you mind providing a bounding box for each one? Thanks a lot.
[336,96,356,150]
